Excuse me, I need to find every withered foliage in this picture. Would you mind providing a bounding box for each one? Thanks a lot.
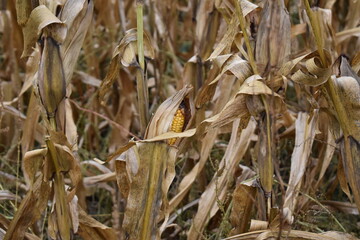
[0,0,360,239]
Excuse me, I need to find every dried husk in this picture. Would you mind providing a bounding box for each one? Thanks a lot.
[255,0,291,74]
[38,37,66,119]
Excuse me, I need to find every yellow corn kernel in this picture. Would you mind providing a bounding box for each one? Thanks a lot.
[168,108,185,145]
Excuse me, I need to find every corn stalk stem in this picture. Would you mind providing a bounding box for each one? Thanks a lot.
[302,0,349,136]
[140,144,165,240]
[46,137,71,240]
[136,0,149,134]
[234,0,258,75]
[302,0,360,210]
[235,0,273,217]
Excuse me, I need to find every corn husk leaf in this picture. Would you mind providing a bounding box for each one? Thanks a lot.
[21,5,67,58]
[255,0,291,74]
[38,37,66,117]
[145,85,194,140]
[60,0,94,85]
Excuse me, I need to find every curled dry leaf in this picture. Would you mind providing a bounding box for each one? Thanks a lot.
[280,49,332,86]
[21,5,67,58]
[203,75,283,129]
[209,54,252,86]
[99,28,155,102]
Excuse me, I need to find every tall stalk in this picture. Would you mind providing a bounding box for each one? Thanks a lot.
[136,0,149,135]
[235,0,273,219]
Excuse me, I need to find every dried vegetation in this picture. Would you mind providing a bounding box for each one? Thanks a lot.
[0,0,360,239]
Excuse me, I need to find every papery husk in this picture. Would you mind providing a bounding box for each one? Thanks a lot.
[255,0,291,74]
[38,37,66,119]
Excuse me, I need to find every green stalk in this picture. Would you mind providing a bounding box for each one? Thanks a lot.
[136,0,149,134]
[235,0,273,218]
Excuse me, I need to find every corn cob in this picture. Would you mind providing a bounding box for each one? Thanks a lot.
[168,106,185,145]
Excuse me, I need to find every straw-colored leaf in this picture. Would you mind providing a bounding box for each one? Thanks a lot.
[23,148,47,185]
[188,119,256,239]
[99,28,155,102]
[60,0,94,85]
[4,174,51,240]
[21,5,67,58]
[283,110,319,223]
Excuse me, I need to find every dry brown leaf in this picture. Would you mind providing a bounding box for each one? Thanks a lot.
[280,49,332,86]
[204,75,282,129]
[121,143,171,240]
[23,148,47,185]
[230,178,257,234]
[188,119,256,239]
[283,110,319,223]
[209,54,252,86]
[223,229,349,240]
[21,5,67,58]
[4,174,51,240]
[77,206,117,239]
[60,0,94,85]
[99,28,155,102]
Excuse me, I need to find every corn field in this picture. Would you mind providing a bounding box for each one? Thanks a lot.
[0,0,360,239]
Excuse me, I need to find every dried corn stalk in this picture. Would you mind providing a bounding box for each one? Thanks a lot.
[113,85,194,240]
[332,56,360,212]
[5,1,96,240]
